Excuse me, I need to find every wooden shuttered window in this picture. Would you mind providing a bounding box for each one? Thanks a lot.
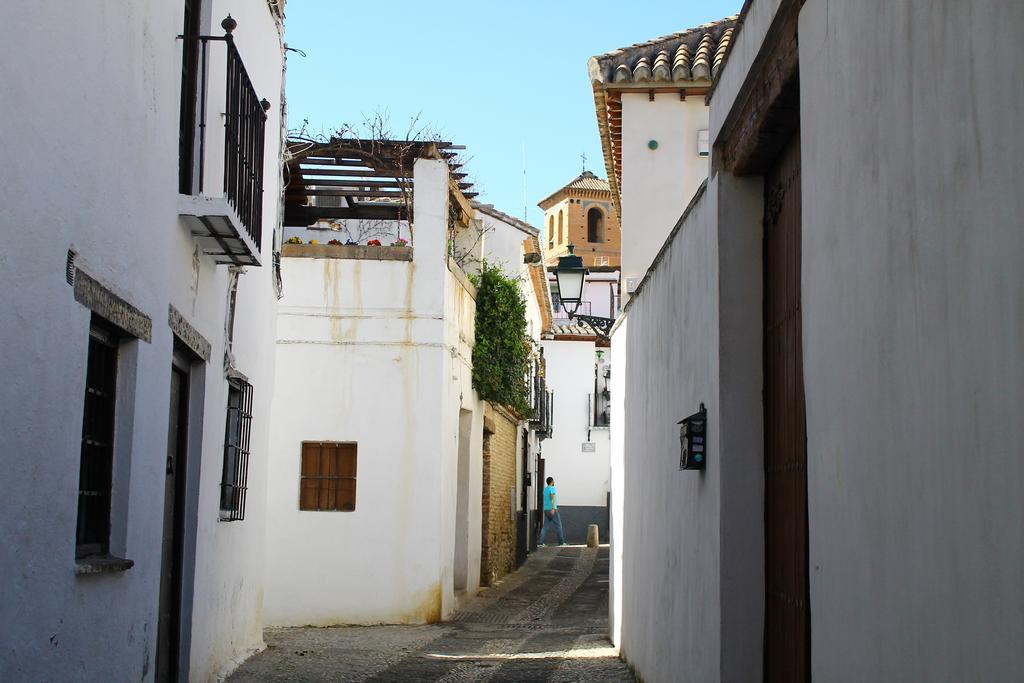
[299,442,357,511]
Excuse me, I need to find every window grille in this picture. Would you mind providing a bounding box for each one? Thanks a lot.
[219,377,253,520]
[299,442,357,511]
[76,320,119,558]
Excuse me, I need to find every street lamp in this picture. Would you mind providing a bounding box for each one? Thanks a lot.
[552,244,615,340]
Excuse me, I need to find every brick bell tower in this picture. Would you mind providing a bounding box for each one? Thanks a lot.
[537,170,621,268]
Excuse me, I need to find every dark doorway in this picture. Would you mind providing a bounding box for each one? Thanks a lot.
[516,428,529,566]
[762,134,809,682]
[157,347,192,682]
[453,409,473,593]
[533,456,545,551]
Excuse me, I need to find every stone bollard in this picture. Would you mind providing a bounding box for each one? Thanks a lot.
[586,524,600,548]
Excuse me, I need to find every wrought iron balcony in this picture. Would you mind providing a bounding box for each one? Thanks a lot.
[178,16,269,266]
[527,353,555,439]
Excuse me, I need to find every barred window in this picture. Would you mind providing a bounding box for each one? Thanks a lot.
[219,377,252,520]
[76,320,119,558]
[300,442,357,511]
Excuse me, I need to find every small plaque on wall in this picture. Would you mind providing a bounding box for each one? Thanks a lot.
[581,442,596,453]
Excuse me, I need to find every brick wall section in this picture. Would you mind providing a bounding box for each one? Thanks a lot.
[480,402,519,586]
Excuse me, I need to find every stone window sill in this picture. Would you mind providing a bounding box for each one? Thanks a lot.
[75,555,135,576]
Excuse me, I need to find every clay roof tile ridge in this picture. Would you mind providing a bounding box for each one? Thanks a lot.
[632,56,653,82]
[672,43,692,81]
[652,50,672,81]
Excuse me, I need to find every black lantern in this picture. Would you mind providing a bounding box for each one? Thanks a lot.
[553,244,587,315]
[552,244,615,339]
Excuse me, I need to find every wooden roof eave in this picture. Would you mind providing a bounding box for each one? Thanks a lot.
[591,80,624,219]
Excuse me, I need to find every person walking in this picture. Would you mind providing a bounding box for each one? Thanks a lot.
[538,476,566,546]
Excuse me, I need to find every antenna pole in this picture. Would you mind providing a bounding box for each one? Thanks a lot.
[522,139,528,221]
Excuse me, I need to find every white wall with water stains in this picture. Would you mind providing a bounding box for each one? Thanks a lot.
[265,159,484,625]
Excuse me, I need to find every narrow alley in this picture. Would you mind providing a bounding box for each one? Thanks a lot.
[229,546,633,682]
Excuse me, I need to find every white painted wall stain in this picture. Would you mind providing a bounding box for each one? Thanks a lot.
[265,160,485,626]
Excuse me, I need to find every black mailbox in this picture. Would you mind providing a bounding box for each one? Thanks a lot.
[678,403,707,470]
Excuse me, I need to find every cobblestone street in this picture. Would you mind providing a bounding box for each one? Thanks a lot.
[229,546,634,682]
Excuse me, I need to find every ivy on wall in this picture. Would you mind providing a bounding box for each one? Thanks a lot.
[471,262,532,415]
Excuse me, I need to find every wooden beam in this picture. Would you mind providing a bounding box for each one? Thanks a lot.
[294,167,411,178]
[284,204,408,225]
[449,179,475,221]
[298,178,410,189]
[714,0,801,175]
[287,188,405,198]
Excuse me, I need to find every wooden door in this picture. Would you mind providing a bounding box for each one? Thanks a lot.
[763,134,809,682]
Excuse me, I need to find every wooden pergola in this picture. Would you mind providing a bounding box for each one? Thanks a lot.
[283,138,476,227]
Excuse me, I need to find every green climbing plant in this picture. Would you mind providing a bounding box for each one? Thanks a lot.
[471,262,532,415]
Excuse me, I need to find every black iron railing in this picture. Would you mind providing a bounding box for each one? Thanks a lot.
[220,376,253,521]
[181,16,268,253]
[222,34,267,251]
[527,352,554,438]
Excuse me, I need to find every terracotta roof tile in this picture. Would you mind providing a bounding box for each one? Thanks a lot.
[588,15,737,87]
[537,171,612,209]
[471,202,539,236]
[587,15,737,218]
[564,171,610,193]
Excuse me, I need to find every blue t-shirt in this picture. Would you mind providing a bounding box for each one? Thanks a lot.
[543,484,557,511]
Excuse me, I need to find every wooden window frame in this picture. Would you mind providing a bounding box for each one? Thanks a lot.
[299,441,357,512]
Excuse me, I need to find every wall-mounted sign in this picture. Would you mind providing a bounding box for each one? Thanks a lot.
[581,442,596,453]
[678,403,707,471]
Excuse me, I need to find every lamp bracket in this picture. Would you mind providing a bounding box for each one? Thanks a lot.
[569,313,615,341]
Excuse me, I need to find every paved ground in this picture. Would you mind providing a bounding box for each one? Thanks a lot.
[229,545,634,682]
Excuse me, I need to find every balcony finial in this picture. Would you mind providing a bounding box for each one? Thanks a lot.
[260,98,272,112]
[221,14,237,34]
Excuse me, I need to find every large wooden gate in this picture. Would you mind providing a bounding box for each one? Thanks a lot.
[763,134,809,682]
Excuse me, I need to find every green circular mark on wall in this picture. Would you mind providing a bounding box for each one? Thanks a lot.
[648,139,659,150]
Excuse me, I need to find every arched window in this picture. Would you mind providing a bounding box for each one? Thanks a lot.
[548,216,554,242]
[587,207,605,242]
[557,211,564,244]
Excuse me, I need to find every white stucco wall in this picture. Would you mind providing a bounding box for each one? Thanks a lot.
[265,159,484,626]
[614,2,1024,681]
[798,1,1024,680]
[538,341,610,509]
[615,185,723,683]
[479,211,531,274]
[608,320,628,647]
[620,94,710,293]
[0,2,283,681]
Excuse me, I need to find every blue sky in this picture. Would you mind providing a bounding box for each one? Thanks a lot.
[284,1,741,226]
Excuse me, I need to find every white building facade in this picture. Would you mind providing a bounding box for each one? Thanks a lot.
[536,339,612,544]
[265,153,485,626]
[0,1,286,681]
[597,3,1024,682]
